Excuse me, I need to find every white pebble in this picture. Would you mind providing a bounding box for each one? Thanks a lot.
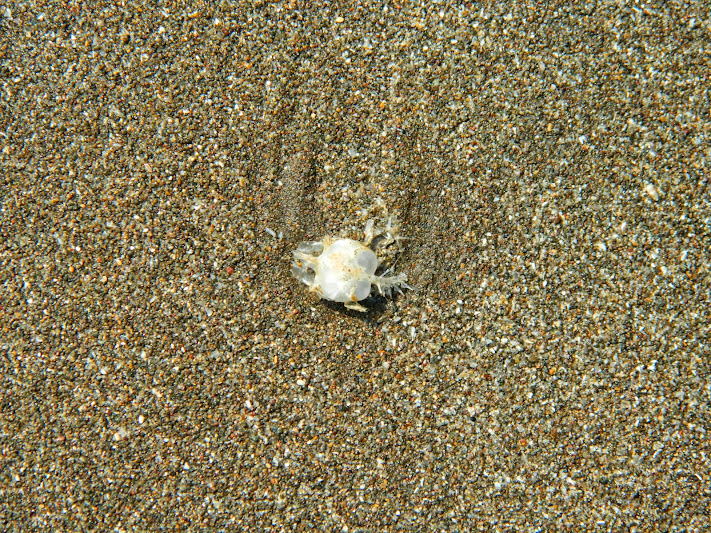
[644,183,659,201]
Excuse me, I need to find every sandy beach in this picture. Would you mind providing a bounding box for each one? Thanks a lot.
[1,1,709,530]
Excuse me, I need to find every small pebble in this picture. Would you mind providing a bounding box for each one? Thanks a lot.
[644,183,660,201]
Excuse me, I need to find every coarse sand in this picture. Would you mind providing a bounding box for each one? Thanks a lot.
[1,1,709,531]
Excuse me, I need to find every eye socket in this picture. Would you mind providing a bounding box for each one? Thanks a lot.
[291,263,315,286]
